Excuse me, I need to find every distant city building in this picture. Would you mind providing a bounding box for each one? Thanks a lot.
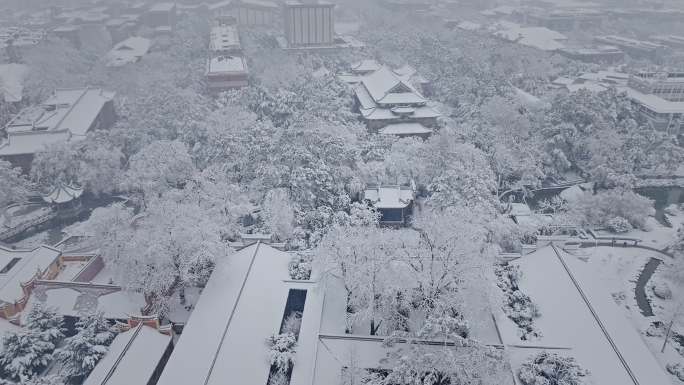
[0,27,45,49]
[594,35,666,58]
[650,35,684,49]
[106,36,151,67]
[551,70,629,93]
[206,55,249,92]
[0,87,116,171]
[557,45,625,64]
[620,72,684,135]
[514,7,604,32]
[206,22,249,92]
[283,1,335,48]
[491,21,568,51]
[209,0,279,26]
[145,2,177,33]
[105,14,142,42]
[379,0,432,11]
[209,23,242,55]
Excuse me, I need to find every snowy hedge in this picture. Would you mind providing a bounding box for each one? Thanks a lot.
[518,352,589,385]
[606,216,631,234]
[267,333,297,374]
[288,254,313,280]
[495,264,541,340]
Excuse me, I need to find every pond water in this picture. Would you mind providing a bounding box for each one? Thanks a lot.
[8,194,127,247]
[635,257,662,317]
[635,187,684,227]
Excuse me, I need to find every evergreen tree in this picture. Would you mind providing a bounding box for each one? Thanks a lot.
[55,312,117,381]
[0,330,55,381]
[24,305,65,346]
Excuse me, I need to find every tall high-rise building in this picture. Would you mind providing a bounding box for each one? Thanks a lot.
[283,0,335,48]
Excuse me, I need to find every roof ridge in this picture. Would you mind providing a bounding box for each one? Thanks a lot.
[202,242,262,385]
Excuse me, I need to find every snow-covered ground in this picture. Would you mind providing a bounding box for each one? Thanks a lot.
[594,209,684,250]
[505,246,673,384]
[54,260,90,281]
[560,207,684,384]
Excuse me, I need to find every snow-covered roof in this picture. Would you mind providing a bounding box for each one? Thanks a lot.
[106,37,151,67]
[42,183,83,204]
[236,0,279,8]
[158,243,297,385]
[0,64,28,103]
[457,21,482,31]
[350,59,381,74]
[207,55,247,74]
[509,203,532,217]
[503,246,672,385]
[559,185,588,203]
[83,323,172,385]
[363,186,415,209]
[148,2,176,12]
[379,122,432,136]
[491,21,568,51]
[595,35,666,51]
[22,282,146,322]
[567,82,607,93]
[0,88,114,156]
[0,245,61,305]
[619,86,684,114]
[358,67,425,105]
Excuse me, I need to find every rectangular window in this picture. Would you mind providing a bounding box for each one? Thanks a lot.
[279,289,307,333]
[0,258,21,274]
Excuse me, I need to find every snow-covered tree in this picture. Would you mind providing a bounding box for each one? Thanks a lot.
[0,160,32,225]
[397,207,494,312]
[120,140,196,206]
[367,314,510,385]
[94,197,228,315]
[316,225,400,335]
[24,305,65,346]
[0,331,55,381]
[518,351,589,385]
[569,188,654,230]
[0,305,64,381]
[55,312,116,381]
[262,188,296,242]
[30,138,124,196]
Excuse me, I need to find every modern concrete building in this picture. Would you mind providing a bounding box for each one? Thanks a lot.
[206,55,249,92]
[515,7,604,32]
[210,0,279,26]
[145,2,177,33]
[283,1,335,48]
[594,35,666,58]
[620,72,684,135]
[206,21,249,92]
[557,45,625,64]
